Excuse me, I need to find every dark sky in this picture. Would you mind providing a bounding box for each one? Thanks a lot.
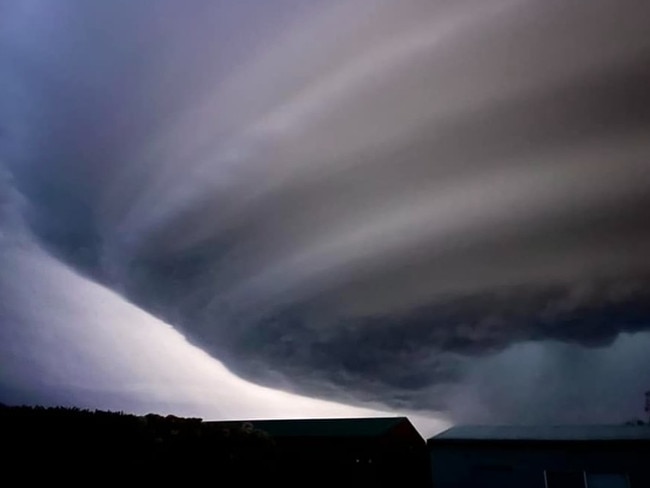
[1,0,650,434]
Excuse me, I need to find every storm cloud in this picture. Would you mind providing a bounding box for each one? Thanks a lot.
[1,0,650,425]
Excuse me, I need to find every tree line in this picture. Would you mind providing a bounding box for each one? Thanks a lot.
[0,404,276,483]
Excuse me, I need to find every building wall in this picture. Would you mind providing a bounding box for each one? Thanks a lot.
[429,442,649,488]
[278,438,431,487]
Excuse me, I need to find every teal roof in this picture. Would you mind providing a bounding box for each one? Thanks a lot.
[210,417,412,438]
[430,425,650,442]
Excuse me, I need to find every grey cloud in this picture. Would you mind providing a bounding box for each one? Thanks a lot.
[2,0,650,423]
[450,334,650,424]
[206,276,650,413]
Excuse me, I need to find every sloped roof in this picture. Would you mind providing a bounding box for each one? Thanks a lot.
[210,417,415,438]
[429,425,650,443]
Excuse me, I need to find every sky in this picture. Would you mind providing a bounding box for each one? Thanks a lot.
[1,0,650,436]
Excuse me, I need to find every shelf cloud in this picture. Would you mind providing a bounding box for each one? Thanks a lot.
[1,0,649,426]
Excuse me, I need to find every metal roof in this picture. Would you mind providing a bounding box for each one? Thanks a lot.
[209,417,413,438]
[429,425,650,442]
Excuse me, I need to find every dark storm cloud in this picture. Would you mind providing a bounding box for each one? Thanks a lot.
[2,0,650,422]
[208,276,650,413]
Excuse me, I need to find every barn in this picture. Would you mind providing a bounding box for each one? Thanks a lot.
[428,425,650,488]
[209,416,430,486]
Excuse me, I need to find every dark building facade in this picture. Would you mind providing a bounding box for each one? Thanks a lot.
[428,425,650,488]
[209,416,430,487]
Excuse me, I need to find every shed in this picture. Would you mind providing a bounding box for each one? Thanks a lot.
[428,425,650,488]
[209,416,430,486]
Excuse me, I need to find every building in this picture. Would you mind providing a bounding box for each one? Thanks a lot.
[209,416,430,487]
[428,425,650,488]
